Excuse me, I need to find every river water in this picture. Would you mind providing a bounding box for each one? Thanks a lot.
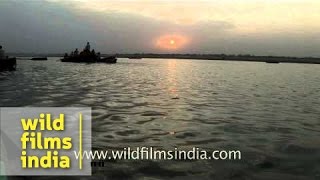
[0,58,320,179]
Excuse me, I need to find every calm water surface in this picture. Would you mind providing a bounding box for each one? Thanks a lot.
[0,58,320,179]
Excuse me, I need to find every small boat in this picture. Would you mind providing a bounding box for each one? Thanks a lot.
[266,60,280,64]
[0,58,17,71]
[31,57,48,61]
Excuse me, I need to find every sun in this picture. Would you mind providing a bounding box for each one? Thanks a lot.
[155,34,189,51]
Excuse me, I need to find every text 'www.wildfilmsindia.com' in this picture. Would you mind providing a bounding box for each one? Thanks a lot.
[74,147,241,161]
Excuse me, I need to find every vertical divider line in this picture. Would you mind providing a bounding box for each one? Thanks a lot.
[0,108,2,174]
[79,113,83,170]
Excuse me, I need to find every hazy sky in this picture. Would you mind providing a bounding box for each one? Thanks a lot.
[0,0,319,57]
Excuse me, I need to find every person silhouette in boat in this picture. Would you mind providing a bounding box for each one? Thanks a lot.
[74,48,79,56]
[91,49,95,57]
[85,42,90,52]
[0,45,5,60]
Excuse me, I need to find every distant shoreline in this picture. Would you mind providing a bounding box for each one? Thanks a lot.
[9,53,320,64]
[115,54,320,64]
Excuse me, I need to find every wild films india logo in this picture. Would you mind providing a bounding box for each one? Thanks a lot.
[20,113,72,169]
[0,107,92,176]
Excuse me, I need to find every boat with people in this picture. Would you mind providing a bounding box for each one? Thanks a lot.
[0,45,16,71]
[61,42,117,64]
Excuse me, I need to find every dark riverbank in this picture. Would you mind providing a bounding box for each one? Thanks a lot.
[8,53,320,64]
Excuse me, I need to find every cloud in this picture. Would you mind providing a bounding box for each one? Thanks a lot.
[53,0,320,33]
[0,0,319,57]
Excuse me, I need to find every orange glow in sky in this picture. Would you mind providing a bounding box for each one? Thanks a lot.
[155,34,189,51]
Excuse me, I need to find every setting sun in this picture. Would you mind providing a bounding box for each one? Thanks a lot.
[155,34,189,51]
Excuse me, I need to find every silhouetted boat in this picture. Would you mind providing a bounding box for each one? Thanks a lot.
[31,57,47,60]
[61,56,96,63]
[97,56,117,63]
[265,60,280,64]
[0,58,17,71]
[61,55,117,63]
[61,42,117,64]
